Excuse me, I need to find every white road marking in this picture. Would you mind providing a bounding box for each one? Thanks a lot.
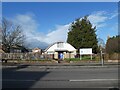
[1,79,119,82]
[69,79,118,82]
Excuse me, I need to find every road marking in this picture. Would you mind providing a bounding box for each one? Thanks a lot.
[2,79,119,82]
[70,79,118,82]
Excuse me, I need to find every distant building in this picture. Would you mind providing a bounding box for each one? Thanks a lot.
[32,48,42,53]
[45,42,76,59]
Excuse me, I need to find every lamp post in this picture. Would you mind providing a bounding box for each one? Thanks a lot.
[100,45,104,66]
[98,38,105,66]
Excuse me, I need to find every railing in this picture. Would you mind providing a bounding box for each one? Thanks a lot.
[0,52,54,60]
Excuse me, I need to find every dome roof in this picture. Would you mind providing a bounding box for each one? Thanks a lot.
[45,42,76,52]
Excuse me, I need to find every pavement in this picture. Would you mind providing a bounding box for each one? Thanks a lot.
[1,61,119,69]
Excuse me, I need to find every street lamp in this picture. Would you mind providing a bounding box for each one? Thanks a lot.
[100,45,104,66]
[98,38,105,66]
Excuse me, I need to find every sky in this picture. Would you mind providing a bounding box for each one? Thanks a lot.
[2,2,118,49]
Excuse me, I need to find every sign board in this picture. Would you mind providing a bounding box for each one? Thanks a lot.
[79,48,92,60]
[80,48,92,55]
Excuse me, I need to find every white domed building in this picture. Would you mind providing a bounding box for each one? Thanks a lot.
[45,42,76,59]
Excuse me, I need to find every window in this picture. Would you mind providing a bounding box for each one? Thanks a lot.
[57,42,63,48]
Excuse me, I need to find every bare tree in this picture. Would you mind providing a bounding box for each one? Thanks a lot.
[1,18,25,53]
[98,38,105,52]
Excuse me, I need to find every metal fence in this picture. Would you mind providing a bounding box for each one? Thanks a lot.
[0,53,54,60]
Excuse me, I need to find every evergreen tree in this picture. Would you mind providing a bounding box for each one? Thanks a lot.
[67,16,98,53]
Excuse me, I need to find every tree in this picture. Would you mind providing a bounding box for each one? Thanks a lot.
[106,35,120,54]
[67,16,98,53]
[1,18,25,53]
[97,38,105,53]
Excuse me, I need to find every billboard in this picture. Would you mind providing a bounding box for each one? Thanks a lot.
[80,48,92,55]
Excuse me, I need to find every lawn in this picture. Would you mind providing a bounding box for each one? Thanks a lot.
[64,55,99,61]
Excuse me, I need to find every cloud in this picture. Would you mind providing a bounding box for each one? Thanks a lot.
[44,24,70,44]
[88,11,118,43]
[24,38,49,49]
[11,13,70,49]
[12,13,39,36]
[109,11,118,19]
[9,10,117,49]
[11,13,48,49]
[88,11,108,28]
[110,23,118,32]
[88,10,118,29]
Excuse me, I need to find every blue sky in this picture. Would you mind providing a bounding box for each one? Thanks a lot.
[2,2,118,48]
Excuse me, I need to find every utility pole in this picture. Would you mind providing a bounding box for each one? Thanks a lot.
[100,46,104,66]
[98,38,105,66]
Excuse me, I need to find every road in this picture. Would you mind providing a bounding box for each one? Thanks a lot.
[2,65,119,89]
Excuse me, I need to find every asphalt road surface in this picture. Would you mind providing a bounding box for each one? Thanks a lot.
[2,65,119,89]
